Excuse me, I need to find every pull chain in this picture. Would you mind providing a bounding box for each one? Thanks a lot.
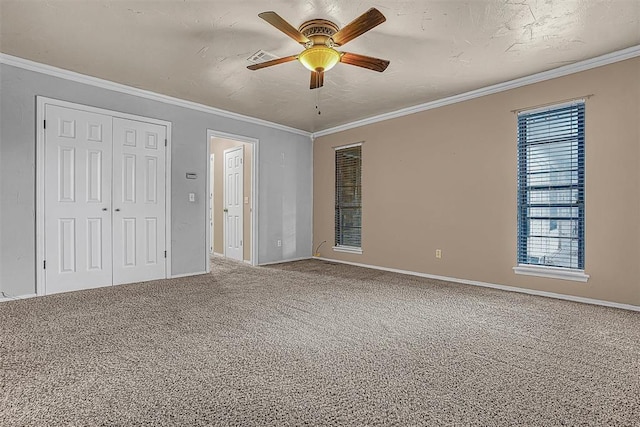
[315,87,322,115]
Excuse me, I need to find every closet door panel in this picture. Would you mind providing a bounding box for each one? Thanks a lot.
[112,118,167,285]
[44,105,113,294]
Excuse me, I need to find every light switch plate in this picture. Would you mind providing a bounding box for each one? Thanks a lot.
[189,193,195,202]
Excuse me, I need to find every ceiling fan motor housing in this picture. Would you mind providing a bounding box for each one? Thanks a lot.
[298,19,340,47]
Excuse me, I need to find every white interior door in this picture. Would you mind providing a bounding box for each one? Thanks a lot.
[224,147,243,261]
[112,118,167,285]
[44,105,113,294]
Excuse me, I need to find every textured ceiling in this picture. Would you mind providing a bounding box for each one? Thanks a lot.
[1,1,638,132]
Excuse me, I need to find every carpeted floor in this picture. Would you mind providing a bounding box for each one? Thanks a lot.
[1,257,639,426]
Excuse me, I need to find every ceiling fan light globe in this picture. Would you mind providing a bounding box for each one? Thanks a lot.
[298,46,340,73]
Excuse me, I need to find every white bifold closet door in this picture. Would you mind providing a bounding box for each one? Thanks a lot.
[112,118,166,285]
[44,105,166,294]
[44,105,114,294]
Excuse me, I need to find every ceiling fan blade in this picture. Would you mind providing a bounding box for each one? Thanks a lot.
[332,8,386,46]
[258,11,310,45]
[310,70,324,89]
[340,52,389,72]
[247,55,298,70]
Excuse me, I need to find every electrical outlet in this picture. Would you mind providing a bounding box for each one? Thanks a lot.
[435,249,442,259]
[277,239,282,247]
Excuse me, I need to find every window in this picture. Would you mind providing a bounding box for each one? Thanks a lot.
[515,101,588,281]
[334,144,362,253]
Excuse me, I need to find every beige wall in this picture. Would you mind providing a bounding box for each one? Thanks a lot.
[211,137,252,261]
[313,57,640,306]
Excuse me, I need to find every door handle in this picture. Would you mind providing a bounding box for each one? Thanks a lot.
[115,208,120,212]
[223,208,228,213]
[102,208,108,211]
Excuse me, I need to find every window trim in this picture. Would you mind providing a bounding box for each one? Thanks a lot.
[513,265,589,282]
[334,142,363,253]
[515,100,588,280]
[333,245,363,255]
[334,142,363,151]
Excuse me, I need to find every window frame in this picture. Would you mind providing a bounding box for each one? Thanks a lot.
[333,142,363,254]
[513,101,589,282]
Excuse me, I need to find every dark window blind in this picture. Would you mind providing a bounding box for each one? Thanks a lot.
[335,145,362,248]
[517,102,585,269]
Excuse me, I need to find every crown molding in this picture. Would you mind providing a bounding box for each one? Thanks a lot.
[0,53,312,138]
[3,45,638,141]
[312,45,640,138]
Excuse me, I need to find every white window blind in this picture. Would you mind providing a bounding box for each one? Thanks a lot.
[335,145,362,248]
[517,101,585,270]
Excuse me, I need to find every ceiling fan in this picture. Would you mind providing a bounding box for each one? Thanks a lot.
[247,8,390,89]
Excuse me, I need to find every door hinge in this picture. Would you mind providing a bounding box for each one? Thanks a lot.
[240,240,243,246]
[164,250,167,258]
[43,120,46,129]
[165,139,167,147]
[43,260,46,269]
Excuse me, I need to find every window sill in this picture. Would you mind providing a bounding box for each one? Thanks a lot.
[513,265,589,282]
[333,245,362,255]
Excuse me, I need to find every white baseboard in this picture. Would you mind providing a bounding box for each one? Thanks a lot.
[171,271,207,279]
[258,256,313,266]
[315,258,640,312]
[0,293,38,303]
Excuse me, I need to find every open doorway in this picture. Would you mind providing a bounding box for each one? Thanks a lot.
[206,131,258,269]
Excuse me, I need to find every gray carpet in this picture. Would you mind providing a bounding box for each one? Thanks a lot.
[1,257,638,426]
